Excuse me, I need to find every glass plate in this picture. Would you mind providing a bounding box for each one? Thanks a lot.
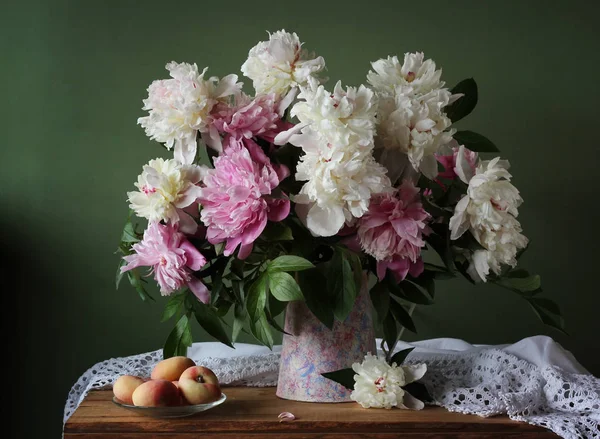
[112,392,226,418]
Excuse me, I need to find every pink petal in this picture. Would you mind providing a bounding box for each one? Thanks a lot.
[278,412,295,422]
[266,197,291,222]
[177,210,198,235]
[180,239,207,271]
[237,243,254,260]
[188,276,210,304]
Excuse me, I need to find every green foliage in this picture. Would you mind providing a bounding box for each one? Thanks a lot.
[321,368,355,390]
[453,130,500,153]
[163,314,193,359]
[246,273,269,322]
[193,301,233,347]
[161,292,186,322]
[446,78,478,123]
[267,255,314,273]
[327,249,359,322]
[390,347,415,365]
[268,271,304,301]
[249,313,274,348]
[527,298,566,334]
[298,268,335,329]
[389,297,417,333]
[370,281,390,325]
[260,222,294,241]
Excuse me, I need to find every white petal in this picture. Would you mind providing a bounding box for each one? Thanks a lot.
[398,391,425,410]
[278,87,298,117]
[418,154,439,180]
[174,136,197,165]
[274,123,307,145]
[306,203,345,237]
[455,145,476,184]
[449,195,470,240]
[402,363,427,384]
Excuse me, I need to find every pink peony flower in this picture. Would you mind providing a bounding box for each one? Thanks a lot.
[358,180,430,280]
[436,143,478,183]
[198,137,290,259]
[376,256,424,282]
[120,222,209,302]
[211,93,290,145]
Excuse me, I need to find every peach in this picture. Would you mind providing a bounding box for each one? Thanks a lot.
[113,375,145,405]
[131,380,181,407]
[151,356,195,381]
[179,366,221,405]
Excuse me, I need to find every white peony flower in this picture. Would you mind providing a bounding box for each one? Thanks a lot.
[127,158,203,234]
[291,79,378,148]
[295,150,390,236]
[449,158,529,282]
[350,353,427,410]
[368,53,459,181]
[367,53,444,97]
[241,30,326,98]
[138,62,242,163]
[275,80,391,236]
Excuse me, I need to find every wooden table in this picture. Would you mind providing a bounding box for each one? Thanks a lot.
[65,387,557,438]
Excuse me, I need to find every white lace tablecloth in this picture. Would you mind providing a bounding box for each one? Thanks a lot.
[65,336,600,438]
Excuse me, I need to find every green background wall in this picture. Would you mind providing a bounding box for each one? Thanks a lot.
[3,1,599,436]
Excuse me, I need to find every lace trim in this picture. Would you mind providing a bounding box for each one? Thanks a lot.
[64,346,599,439]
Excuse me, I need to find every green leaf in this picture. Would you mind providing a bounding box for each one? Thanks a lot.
[386,274,433,305]
[321,368,355,391]
[268,255,314,273]
[246,273,268,322]
[426,231,455,273]
[403,382,432,403]
[232,303,246,344]
[527,298,567,334]
[399,280,434,305]
[390,347,415,366]
[163,314,193,359]
[445,78,478,123]
[453,131,499,153]
[423,263,455,281]
[116,259,127,289]
[370,282,390,325]
[121,220,140,243]
[193,302,234,347]
[408,275,436,300]
[260,222,294,241]
[268,292,287,317]
[268,271,304,302]
[341,248,363,293]
[496,274,541,292]
[389,298,417,333]
[382,311,397,352]
[127,270,154,302]
[328,251,358,322]
[214,242,225,256]
[297,269,335,330]
[161,293,187,322]
[455,260,476,285]
[230,259,245,280]
[505,269,531,278]
[265,308,289,335]
[249,312,274,348]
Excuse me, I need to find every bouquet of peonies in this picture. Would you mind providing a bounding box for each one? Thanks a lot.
[116,30,564,363]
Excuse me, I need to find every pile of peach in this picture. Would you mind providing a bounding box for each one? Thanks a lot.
[113,356,221,407]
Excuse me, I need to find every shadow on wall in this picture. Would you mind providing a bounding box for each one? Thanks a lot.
[1,214,64,437]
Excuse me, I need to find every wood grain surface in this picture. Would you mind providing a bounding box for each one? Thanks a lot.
[64,387,557,438]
